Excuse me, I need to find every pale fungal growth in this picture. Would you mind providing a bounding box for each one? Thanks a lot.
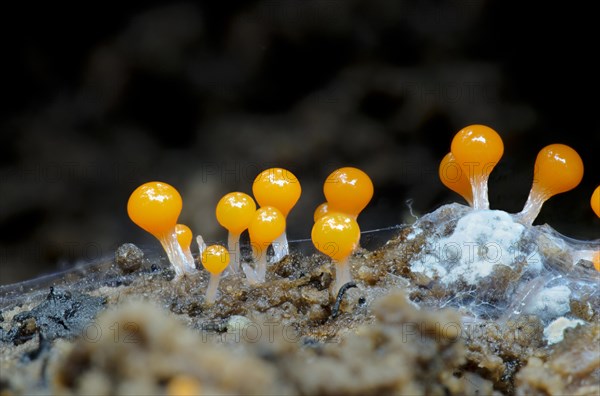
[410,209,543,285]
[405,201,598,326]
[516,144,584,226]
[450,124,504,210]
[523,285,572,319]
[543,317,585,345]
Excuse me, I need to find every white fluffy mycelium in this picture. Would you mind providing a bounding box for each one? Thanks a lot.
[406,203,599,345]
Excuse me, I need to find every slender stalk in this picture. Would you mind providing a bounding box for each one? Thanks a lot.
[255,251,268,282]
[182,248,195,271]
[228,232,241,273]
[333,258,352,296]
[160,229,192,277]
[242,262,258,285]
[271,232,289,263]
[205,273,221,304]
[515,189,546,226]
[471,175,490,210]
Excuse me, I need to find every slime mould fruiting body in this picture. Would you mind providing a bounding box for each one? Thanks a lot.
[127,182,196,277]
[200,244,230,305]
[126,166,373,299]
[431,124,599,343]
[126,124,597,345]
[215,192,255,274]
[122,124,599,348]
[1,124,599,395]
[252,168,302,262]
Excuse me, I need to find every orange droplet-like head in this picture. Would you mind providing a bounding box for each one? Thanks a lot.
[323,167,373,217]
[127,182,182,238]
[591,186,600,218]
[593,251,600,272]
[450,124,504,181]
[311,213,360,262]
[531,144,584,200]
[252,168,301,217]
[216,192,257,235]
[175,224,193,251]
[439,152,473,205]
[248,206,286,249]
[201,244,230,275]
[313,202,331,222]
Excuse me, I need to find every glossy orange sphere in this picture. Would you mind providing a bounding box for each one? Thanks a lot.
[451,124,504,180]
[127,181,182,237]
[311,213,360,262]
[201,245,230,275]
[313,202,331,222]
[216,192,256,235]
[175,224,193,250]
[323,167,373,217]
[248,206,286,247]
[531,144,583,200]
[252,168,301,217]
[439,152,473,205]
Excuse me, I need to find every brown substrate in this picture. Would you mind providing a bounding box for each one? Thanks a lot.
[1,217,599,395]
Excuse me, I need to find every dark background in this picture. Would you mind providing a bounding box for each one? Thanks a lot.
[1,1,598,285]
